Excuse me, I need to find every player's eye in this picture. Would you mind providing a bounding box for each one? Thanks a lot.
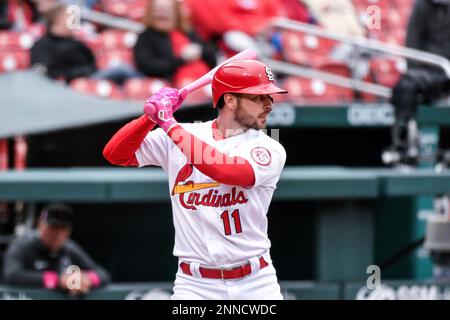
[259,95,273,104]
[249,95,260,102]
[240,94,273,104]
[254,95,273,104]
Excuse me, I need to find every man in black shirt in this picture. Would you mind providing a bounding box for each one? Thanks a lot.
[30,3,97,83]
[3,204,111,296]
[386,0,450,165]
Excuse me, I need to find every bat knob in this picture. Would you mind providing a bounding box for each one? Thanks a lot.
[144,102,156,117]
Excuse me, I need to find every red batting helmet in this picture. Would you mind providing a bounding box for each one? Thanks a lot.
[211,60,288,108]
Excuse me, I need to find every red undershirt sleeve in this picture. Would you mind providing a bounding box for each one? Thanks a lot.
[103,115,156,167]
[167,124,255,187]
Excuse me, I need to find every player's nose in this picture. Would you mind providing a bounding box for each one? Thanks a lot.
[263,102,272,113]
[263,96,273,111]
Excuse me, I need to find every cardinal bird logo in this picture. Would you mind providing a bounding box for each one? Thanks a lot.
[171,163,220,196]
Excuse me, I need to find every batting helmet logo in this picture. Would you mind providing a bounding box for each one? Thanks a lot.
[211,60,288,107]
[265,66,274,81]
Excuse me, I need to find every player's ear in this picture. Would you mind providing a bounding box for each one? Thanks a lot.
[223,93,238,111]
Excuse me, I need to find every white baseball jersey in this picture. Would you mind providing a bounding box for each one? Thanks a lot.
[135,120,286,268]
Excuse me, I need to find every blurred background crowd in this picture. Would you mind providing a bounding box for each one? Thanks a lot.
[0,0,418,103]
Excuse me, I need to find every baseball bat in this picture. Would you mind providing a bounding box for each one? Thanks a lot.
[144,49,257,115]
[173,49,258,112]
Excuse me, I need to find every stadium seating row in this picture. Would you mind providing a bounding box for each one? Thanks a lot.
[1,0,415,103]
[0,28,403,103]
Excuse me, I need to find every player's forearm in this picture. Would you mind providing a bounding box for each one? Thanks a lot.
[103,115,156,166]
[168,125,255,187]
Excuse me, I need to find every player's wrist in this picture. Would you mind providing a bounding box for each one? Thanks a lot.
[160,118,178,133]
[146,114,157,123]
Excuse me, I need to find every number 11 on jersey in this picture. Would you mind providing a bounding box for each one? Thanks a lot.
[220,209,242,235]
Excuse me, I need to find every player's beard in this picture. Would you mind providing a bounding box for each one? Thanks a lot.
[234,99,266,130]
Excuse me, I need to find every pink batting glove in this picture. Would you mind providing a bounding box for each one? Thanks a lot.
[144,88,186,132]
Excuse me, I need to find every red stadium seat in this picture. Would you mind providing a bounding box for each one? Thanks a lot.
[99,30,138,50]
[384,7,407,30]
[319,63,351,77]
[281,31,337,67]
[70,78,124,99]
[123,78,170,101]
[93,30,137,70]
[0,51,30,73]
[319,63,354,101]
[357,73,379,102]
[368,24,406,45]
[369,57,406,87]
[355,0,390,8]
[27,23,46,40]
[383,28,406,46]
[395,5,413,21]
[100,0,147,20]
[392,0,414,10]
[283,76,354,104]
[0,31,35,50]
[96,49,134,69]
[81,36,102,54]
[72,25,103,53]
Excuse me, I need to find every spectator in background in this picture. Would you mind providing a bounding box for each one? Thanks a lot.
[386,0,450,164]
[186,0,282,41]
[133,0,216,88]
[32,0,58,18]
[0,0,38,30]
[31,3,141,84]
[186,0,283,56]
[30,3,97,82]
[302,0,363,37]
[281,0,315,24]
[3,203,111,296]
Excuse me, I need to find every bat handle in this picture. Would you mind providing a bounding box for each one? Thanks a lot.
[172,88,189,113]
[181,76,212,94]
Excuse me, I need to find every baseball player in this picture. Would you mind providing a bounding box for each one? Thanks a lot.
[103,59,287,299]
